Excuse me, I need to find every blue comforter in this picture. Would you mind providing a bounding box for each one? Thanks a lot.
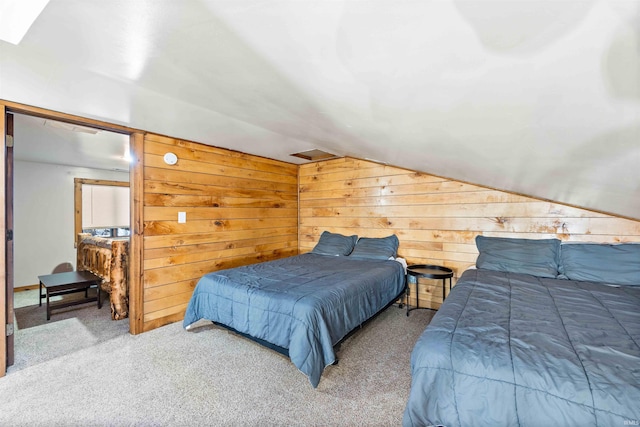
[403,268,640,426]
[183,253,405,387]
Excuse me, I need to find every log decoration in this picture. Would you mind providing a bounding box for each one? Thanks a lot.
[108,239,129,320]
[76,233,129,320]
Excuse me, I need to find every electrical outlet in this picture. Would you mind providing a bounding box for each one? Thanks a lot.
[178,212,186,223]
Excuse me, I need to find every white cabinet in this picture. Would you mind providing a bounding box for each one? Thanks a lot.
[82,184,130,228]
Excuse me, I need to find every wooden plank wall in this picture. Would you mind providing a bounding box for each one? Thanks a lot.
[299,157,640,309]
[141,134,298,331]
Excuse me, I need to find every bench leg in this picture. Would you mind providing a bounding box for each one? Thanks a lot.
[46,288,51,321]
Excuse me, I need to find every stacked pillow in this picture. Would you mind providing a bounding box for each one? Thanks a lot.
[311,231,399,260]
[350,235,399,260]
[311,231,358,256]
[475,236,560,279]
[558,242,640,286]
[475,235,640,286]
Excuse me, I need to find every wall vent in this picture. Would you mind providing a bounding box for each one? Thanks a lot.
[290,149,338,161]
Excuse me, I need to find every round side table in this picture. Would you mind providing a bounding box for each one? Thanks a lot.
[406,265,453,316]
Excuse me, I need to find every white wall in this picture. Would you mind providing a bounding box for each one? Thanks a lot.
[13,160,129,288]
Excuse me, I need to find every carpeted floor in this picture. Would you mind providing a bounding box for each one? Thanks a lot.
[2,292,435,426]
[10,289,129,372]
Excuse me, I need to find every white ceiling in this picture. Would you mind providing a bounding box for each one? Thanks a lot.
[13,113,130,172]
[1,0,639,219]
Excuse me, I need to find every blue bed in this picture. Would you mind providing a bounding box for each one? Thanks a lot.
[183,252,405,388]
[403,237,640,426]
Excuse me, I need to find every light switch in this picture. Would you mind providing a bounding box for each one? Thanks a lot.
[178,211,186,223]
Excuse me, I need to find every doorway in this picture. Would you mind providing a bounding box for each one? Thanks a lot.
[2,104,142,374]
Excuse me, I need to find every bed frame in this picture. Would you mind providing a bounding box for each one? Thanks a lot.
[211,286,407,361]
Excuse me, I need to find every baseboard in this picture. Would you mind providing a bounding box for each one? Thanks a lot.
[15,284,39,292]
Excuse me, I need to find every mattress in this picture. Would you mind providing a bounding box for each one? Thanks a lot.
[403,268,640,426]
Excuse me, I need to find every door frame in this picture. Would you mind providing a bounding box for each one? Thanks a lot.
[5,111,14,367]
[0,100,145,377]
[1,106,6,376]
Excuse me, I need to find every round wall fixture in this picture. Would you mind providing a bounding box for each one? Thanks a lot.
[163,152,178,165]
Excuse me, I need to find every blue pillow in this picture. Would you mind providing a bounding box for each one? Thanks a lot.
[559,243,640,286]
[311,231,358,256]
[349,235,399,260]
[475,236,560,278]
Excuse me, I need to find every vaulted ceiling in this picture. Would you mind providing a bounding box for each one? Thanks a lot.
[1,0,639,219]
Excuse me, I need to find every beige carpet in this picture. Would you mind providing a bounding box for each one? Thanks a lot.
[3,293,435,426]
[10,289,129,372]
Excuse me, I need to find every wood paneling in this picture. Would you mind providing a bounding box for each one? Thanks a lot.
[299,157,640,310]
[2,102,639,336]
[141,134,298,331]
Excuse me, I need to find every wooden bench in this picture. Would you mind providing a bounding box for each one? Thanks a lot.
[38,271,103,320]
